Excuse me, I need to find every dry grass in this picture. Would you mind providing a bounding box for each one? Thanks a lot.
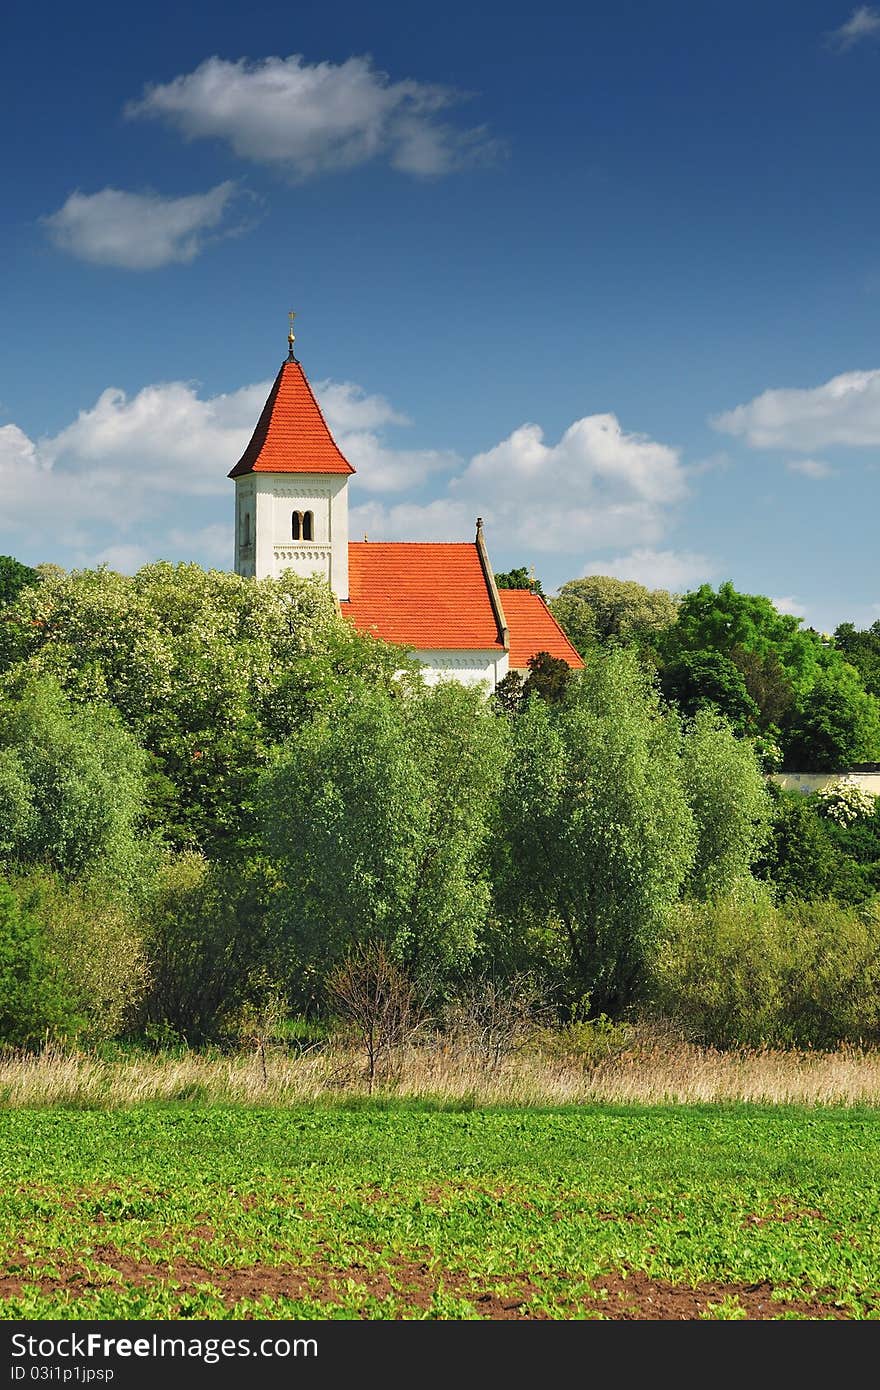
[3,1030,880,1108]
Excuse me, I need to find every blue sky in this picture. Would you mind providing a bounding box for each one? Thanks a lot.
[2,0,880,632]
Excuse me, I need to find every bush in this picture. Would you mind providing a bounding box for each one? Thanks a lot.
[650,890,880,1048]
[759,788,878,904]
[0,878,68,1048]
[10,871,149,1041]
[138,854,277,1043]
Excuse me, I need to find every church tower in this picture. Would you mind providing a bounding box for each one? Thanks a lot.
[228,316,354,598]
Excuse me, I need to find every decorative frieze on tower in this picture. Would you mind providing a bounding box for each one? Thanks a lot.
[229,316,354,599]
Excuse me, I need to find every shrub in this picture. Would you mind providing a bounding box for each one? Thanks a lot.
[327,942,430,1092]
[138,854,277,1043]
[10,870,149,1041]
[815,780,878,826]
[0,878,68,1048]
[650,889,880,1047]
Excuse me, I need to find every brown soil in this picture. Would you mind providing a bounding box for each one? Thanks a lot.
[0,1245,862,1318]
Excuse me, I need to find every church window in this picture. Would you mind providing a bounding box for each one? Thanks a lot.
[242,511,251,546]
[291,511,302,541]
[303,511,314,541]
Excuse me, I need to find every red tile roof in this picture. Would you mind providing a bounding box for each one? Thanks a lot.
[499,589,585,669]
[229,359,355,478]
[340,542,505,650]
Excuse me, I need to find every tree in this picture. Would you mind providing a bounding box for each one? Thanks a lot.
[522,651,571,704]
[678,710,771,899]
[0,562,379,853]
[660,651,759,734]
[138,853,277,1043]
[782,663,880,771]
[494,567,545,596]
[662,583,880,770]
[0,676,148,886]
[0,557,38,606]
[492,669,524,717]
[492,649,695,1015]
[728,645,796,730]
[661,582,824,695]
[834,621,880,700]
[755,788,872,904]
[550,576,677,657]
[258,681,509,992]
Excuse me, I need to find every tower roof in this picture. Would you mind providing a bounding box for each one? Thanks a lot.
[228,359,355,478]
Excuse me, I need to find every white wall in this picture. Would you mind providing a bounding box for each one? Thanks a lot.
[235,473,349,597]
[413,649,509,689]
[771,772,880,797]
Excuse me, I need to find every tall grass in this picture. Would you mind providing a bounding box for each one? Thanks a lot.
[3,1031,880,1107]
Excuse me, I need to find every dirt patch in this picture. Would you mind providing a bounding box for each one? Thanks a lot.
[0,1247,862,1319]
[579,1269,851,1319]
[742,1205,825,1229]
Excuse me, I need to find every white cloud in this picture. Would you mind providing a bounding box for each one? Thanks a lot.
[350,497,472,543]
[167,524,232,566]
[828,6,880,49]
[126,54,502,179]
[314,380,459,493]
[43,380,271,499]
[350,413,688,554]
[770,595,808,619]
[785,457,835,479]
[579,548,716,592]
[712,368,880,449]
[0,378,270,567]
[42,183,246,270]
[313,381,408,432]
[0,370,459,567]
[1,376,686,578]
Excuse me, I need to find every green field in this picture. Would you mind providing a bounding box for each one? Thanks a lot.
[1,1102,878,1319]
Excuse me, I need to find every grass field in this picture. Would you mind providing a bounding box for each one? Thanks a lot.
[1,1101,879,1319]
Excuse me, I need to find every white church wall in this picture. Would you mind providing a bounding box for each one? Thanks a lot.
[413,649,509,689]
[237,473,349,594]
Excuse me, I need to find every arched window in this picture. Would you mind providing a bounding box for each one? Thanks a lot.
[242,511,251,546]
[303,510,314,541]
[291,511,301,541]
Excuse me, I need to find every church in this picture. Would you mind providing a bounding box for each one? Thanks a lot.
[229,326,583,689]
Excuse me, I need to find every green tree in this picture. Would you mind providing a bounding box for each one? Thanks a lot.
[10,870,149,1041]
[782,663,880,770]
[0,562,384,853]
[138,853,277,1043]
[522,651,571,704]
[0,676,148,886]
[494,567,545,596]
[0,557,38,606]
[660,651,759,734]
[833,621,880,701]
[492,649,695,1015]
[755,788,872,904]
[678,710,771,899]
[662,582,825,695]
[549,576,677,658]
[259,681,509,991]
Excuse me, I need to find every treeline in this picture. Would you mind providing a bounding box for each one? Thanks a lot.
[536,573,880,772]
[0,557,879,1053]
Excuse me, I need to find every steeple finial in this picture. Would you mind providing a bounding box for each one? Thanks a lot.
[287,310,297,362]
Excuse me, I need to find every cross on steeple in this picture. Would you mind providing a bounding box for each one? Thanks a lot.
[287,310,297,361]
